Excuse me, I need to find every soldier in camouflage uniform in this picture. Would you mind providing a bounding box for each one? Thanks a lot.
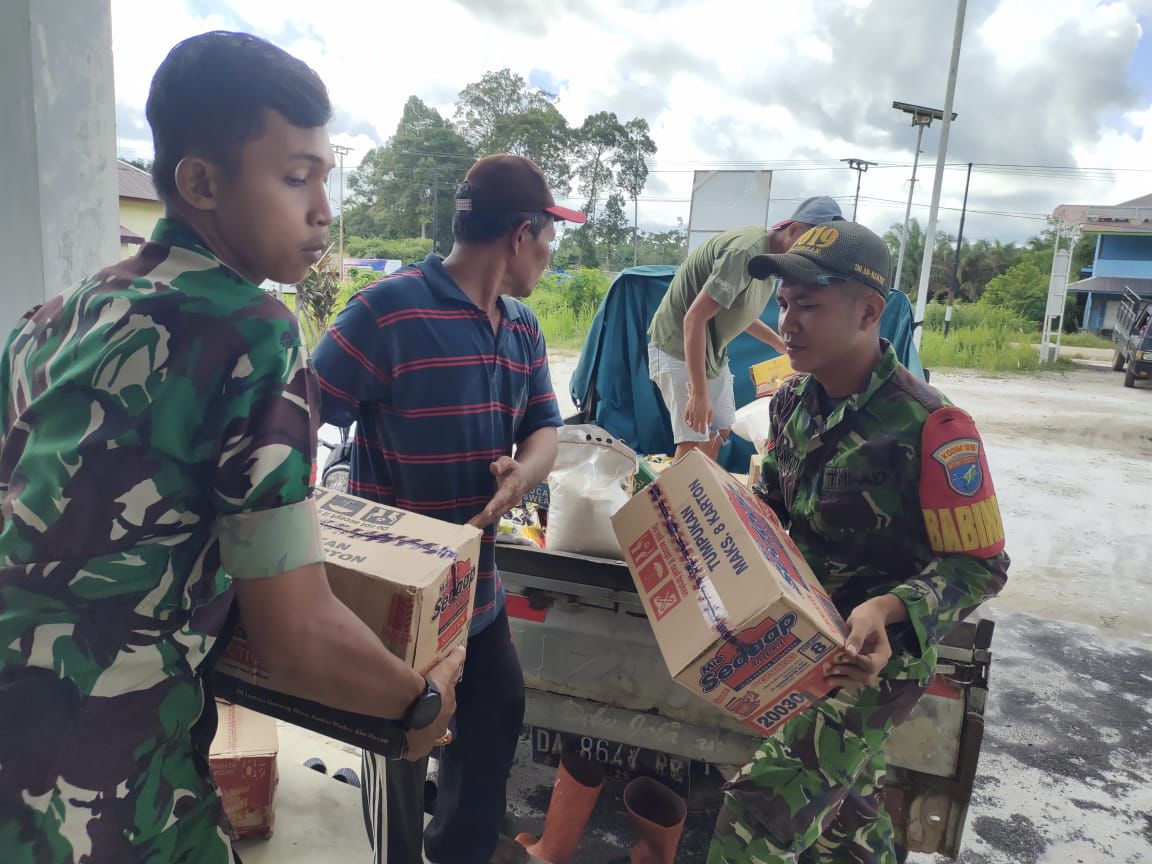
[707,222,1009,863]
[0,32,461,864]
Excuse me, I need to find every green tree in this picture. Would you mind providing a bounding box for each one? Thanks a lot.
[883,219,955,301]
[636,220,688,266]
[980,260,1049,324]
[344,97,474,251]
[927,232,958,303]
[453,69,571,192]
[615,118,657,265]
[884,218,925,297]
[572,225,601,269]
[574,111,625,223]
[1072,233,1095,278]
[489,106,573,194]
[344,236,433,262]
[595,194,631,269]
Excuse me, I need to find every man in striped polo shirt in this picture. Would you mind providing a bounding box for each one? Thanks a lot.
[313,154,582,864]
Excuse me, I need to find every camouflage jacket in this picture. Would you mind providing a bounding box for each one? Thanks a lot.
[757,342,1009,681]
[0,219,323,863]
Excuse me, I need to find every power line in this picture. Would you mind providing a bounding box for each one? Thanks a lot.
[856,195,1050,220]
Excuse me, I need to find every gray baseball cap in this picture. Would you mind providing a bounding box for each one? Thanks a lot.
[771,195,844,230]
[747,221,892,296]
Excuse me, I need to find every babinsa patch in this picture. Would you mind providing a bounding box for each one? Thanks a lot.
[931,437,983,497]
[920,407,1005,558]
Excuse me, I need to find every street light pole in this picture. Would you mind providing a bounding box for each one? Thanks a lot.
[841,158,878,220]
[891,101,956,296]
[892,120,928,296]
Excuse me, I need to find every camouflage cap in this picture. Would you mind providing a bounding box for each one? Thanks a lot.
[747,220,892,296]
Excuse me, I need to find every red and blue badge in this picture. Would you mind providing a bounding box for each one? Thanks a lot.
[920,408,1005,558]
[931,437,983,497]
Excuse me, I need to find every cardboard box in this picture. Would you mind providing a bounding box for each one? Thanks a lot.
[611,451,848,737]
[212,489,481,753]
[209,701,278,840]
[747,453,763,491]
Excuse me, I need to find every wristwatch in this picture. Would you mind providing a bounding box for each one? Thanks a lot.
[400,676,442,732]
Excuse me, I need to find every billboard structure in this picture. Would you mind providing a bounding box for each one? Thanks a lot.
[686,171,773,253]
[1051,203,1152,235]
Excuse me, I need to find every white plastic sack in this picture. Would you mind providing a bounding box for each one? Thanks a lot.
[731,398,775,452]
[546,425,637,559]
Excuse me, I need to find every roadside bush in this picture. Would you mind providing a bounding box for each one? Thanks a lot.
[526,268,611,350]
[921,325,1074,372]
[922,302,1030,333]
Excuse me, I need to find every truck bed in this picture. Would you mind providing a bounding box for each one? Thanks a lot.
[497,540,993,858]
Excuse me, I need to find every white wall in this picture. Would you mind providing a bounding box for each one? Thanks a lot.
[0,0,118,338]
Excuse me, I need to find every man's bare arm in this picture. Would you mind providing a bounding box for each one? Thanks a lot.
[233,562,437,718]
[745,319,786,354]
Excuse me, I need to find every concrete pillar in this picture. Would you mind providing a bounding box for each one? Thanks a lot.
[0,0,118,339]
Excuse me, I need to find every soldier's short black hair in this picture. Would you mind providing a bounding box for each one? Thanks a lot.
[452,209,554,244]
[146,31,331,202]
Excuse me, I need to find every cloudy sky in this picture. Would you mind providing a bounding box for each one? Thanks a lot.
[111,0,1152,244]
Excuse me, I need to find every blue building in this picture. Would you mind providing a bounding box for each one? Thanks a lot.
[1058,194,1152,336]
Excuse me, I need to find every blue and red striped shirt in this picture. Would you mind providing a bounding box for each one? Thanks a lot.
[312,254,563,634]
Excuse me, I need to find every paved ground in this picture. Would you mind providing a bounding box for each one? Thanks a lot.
[254,360,1152,863]
[904,365,1152,864]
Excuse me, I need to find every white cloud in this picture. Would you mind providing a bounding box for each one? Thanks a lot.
[110,0,1152,243]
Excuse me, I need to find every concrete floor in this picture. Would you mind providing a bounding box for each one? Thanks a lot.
[233,723,370,863]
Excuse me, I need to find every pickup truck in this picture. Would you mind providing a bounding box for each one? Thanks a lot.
[1111,286,1152,388]
[318,266,994,860]
[499,543,992,860]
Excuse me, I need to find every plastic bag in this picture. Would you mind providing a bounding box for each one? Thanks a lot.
[497,503,545,548]
[731,398,775,453]
[546,425,638,558]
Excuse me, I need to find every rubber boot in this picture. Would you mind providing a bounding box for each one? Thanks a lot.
[515,753,605,864]
[623,777,687,864]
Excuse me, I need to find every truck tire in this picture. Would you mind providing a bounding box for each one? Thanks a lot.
[1113,350,1126,372]
[1124,365,1137,388]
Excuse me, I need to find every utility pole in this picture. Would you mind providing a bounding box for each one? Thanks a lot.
[912,0,967,350]
[944,162,973,338]
[840,158,877,220]
[431,162,439,255]
[332,144,352,280]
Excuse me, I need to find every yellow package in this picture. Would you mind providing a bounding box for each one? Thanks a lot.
[749,355,794,399]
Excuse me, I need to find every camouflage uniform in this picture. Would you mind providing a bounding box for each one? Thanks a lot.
[709,341,1009,864]
[0,220,324,863]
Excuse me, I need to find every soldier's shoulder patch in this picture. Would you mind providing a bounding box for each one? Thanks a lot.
[919,407,1005,557]
[927,409,983,497]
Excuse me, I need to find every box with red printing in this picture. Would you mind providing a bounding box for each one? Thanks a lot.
[212,489,480,753]
[210,702,278,840]
[611,451,848,736]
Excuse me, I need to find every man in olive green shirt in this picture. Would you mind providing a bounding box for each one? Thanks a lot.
[648,196,843,459]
